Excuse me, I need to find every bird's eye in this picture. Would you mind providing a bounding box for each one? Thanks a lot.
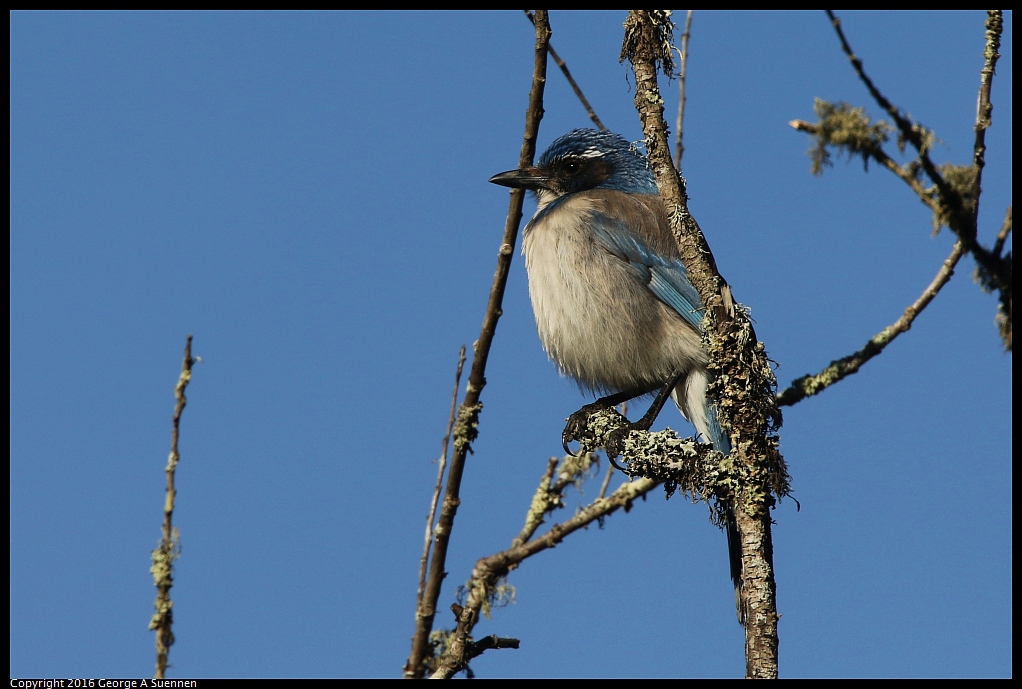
[563,161,580,174]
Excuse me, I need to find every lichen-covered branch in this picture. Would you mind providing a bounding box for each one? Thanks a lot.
[823,10,1011,350]
[621,10,786,679]
[789,105,939,216]
[777,240,967,406]
[429,443,660,678]
[149,336,195,680]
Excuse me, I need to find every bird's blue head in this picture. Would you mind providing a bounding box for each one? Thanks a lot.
[489,129,658,204]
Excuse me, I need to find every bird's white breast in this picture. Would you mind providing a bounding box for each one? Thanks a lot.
[522,194,706,394]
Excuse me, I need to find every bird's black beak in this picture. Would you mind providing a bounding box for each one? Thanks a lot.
[488,167,550,191]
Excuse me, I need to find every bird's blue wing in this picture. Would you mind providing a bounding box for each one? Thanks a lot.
[589,212,705,332]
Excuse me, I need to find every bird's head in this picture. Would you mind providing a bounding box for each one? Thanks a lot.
[489,128,657,207]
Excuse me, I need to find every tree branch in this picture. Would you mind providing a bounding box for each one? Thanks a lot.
[525,10,606,131]
[621,10,786,679]
[826,10,1010,350]
[673,10,693,169]
[403,11,552,679]
[416,346,466,617]
[149,335,195,680]
[777,240,967,406]
[788,113,940,215]
[430,439,660,678]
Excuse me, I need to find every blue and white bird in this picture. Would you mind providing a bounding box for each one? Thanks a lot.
[490,128,743,622]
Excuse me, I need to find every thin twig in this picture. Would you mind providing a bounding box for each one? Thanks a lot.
[970,11,1010,350]
[524,10,606,130]
[513,458,560,547]
[416,345,466,611]
[403,11,552,679]
[825,11,933,158]
[777,240,968,407]
[149,336,195,680]
[825,9,963,228]
[673,10,693,169]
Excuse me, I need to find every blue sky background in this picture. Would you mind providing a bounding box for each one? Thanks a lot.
[10,11,1011,679]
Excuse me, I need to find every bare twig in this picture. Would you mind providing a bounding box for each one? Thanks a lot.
[149,336,195,680]
[825,11,937,160]
[673,10,693,169]
[460,635,522,676]
[403,11,552,679]
[622,11,786,678]
[524,10,605,130]
[416,346,467,612]
[777,240,968,407]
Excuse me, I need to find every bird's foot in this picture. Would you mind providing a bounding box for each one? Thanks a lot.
[562,403,654,473]
[601,417,655,469]
[561,401,611,456]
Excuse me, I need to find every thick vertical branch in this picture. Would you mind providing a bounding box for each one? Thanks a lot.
[403,11,551,679]
[622,11,786,679]
[149,335,195,679]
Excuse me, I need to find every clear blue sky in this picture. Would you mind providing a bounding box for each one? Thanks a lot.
[10,10,1011,679]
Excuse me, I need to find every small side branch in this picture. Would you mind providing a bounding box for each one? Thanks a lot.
[524,10,606,130]
[788,114,939,215]
[149,336,195,680]
[777,241,967,406]
[416,346,466,614]
[673,10,693,169]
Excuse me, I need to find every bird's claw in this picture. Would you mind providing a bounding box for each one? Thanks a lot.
[561,401,607,456]
[561,402,649,474]
[561,432,577,456]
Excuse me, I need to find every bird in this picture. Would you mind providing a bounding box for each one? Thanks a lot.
[489,127,743,624]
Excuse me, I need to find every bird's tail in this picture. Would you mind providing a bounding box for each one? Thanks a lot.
[673,378,745,625]
[707,404,745,627]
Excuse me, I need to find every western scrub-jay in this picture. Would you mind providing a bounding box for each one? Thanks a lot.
[490,128,743,622]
